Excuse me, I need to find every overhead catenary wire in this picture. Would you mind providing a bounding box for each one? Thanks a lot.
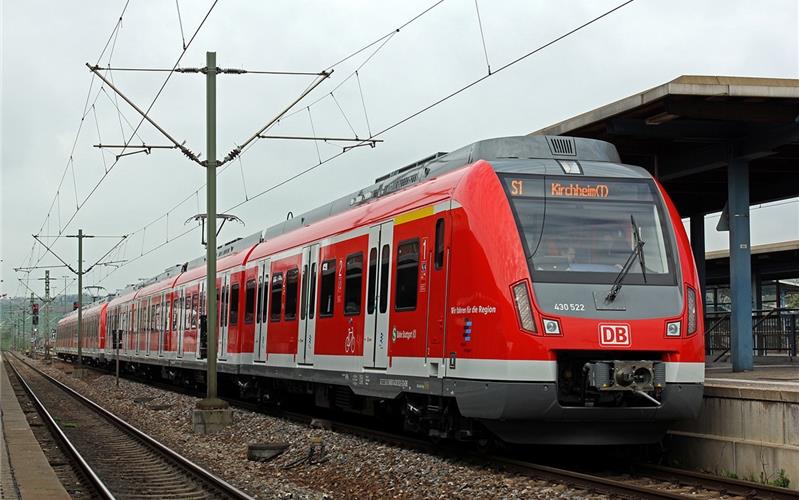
[355,71,372,137]
[473,0,491,74]
[24,0,132,264]
[331,93,358,138]
[94,66,327,76]
[91,105,108,172]
[103,16,127,147]
[92,0,636,294]
[24,0,221,277]
[80,0,449,288]
[15,0,222,300]
[229,0,637,210]
[322,0,445,72]
[175,0,187,50]
[282,31,399,124]
[306,108,323,164]
[237,154,250,201]
[100,87,147,146]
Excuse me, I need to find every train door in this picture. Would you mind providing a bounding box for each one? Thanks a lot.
[254,259,270,362]
[159,292,167,356]
[145,298,152,356]
[136,300,143,354]
[298,244,320,365]
[126,303,132,354]
[363,221,393,369]
[426,215,450,367]
[177,287,186,357]
[120,306,125,353]
[198,280,206,358]
[219,272,230,359]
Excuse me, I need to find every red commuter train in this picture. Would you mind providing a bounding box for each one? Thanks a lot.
[56,135,704,445]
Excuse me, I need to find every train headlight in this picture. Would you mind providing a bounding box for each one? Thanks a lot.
[512,282,537,333]
[543,319,561,335]
[666,321,681,337]
[686,286,698,335]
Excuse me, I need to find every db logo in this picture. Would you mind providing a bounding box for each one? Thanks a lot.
[598,324,631,347]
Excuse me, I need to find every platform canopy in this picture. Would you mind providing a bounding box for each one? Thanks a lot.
[533,75,799,372]
[534,75,799,216]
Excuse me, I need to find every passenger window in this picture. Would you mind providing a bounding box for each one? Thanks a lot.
[172,296,179,330]
[229,283,240,325]
[245,279,256,324]
[345,252,363,315]
[256,278,264,323]
[220,286,228,327]
[179,295,185,331]
[309,263,317,319]
[395,239,419,310]
[367,248,377,315]
[164,300,169,331]
[185,294,192,329]
[285,268,299,320]
[260,275,269,323]
[270,273,283,322]
[435,218,445,270]
[379,245,390,314]
[192,293,198,328]
[224,285,230,326]
[300,265,308,320]
[319,259,336,317]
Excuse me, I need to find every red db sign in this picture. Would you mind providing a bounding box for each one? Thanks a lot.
[599,324,631,347]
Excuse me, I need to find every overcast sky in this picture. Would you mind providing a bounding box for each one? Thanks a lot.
[2,0,798,301]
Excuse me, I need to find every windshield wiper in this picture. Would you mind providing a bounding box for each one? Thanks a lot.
[605,215,647,302]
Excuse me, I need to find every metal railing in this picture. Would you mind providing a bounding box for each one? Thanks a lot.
[705,308,798,358]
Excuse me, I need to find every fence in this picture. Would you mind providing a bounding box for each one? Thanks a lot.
[705,308,798,358]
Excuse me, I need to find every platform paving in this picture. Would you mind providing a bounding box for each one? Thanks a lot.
[0,352,71,499]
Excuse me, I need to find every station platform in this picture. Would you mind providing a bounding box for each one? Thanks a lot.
[0,352,71,499]
[667,359,798,489]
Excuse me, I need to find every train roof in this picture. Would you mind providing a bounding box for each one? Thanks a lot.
[110,135,622,298]
[107,289,138,308]
[175,236,261,286]
[262,135,619,240]
[58,300,108,325]
[249,162,465,262]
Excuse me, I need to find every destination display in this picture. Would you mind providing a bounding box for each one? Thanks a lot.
[503,176,655,202]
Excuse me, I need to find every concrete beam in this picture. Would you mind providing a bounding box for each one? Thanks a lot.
[658,123,799,181]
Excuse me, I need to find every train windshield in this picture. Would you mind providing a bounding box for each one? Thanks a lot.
[502,174,677,285]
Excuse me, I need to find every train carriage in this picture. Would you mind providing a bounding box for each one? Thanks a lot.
[57,301,107,359]
[57,135,704,445]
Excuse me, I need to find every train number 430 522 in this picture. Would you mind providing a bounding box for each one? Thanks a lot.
[553,303,585,311]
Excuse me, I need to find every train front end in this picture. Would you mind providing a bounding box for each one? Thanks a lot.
[451,137,704,445]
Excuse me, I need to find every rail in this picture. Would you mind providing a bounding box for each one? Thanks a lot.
[638,464,797,500]
[39,354,799,499]
[6,355,115,499]
[6,353,254,500]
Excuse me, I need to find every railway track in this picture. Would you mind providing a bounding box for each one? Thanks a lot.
[245,400,797,499]
[633,464,798,500]
[46,356,798,499]
[6,354,253,500]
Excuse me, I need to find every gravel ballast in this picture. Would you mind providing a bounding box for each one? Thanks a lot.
[33,359,604,499]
